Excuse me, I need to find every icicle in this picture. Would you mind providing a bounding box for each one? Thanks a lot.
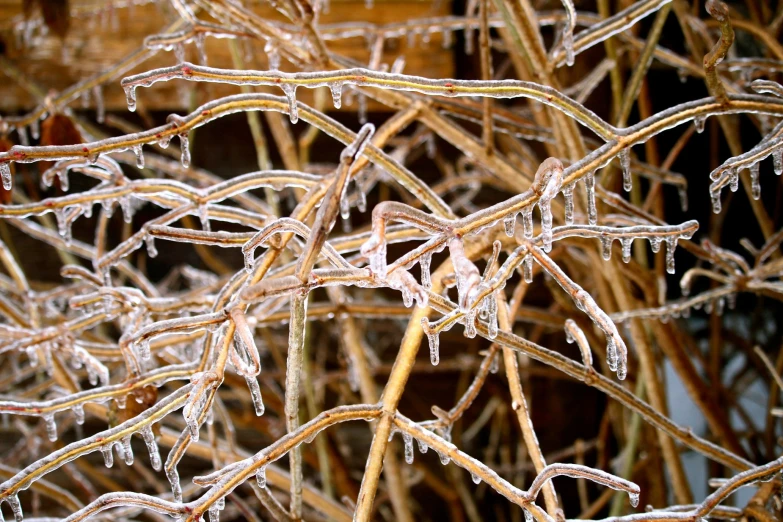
[486,294,498,339]
[420,253,432,288]
[180,134,190,168]
[403,433,414,464]
[101,445,114,467]
[167,468,182,502]
[423,319,440,366]
[619,149,632,192]
[138,338,151,360]
[145,235,158,258]
[678,187,688,212]
[0,163,11,191]
[43,413,57,441]
[437,450,450,465]
[6,495,22,522]
[665,237,678,274]
[540,200,554,252]
[174,44,185,63]
[264,41,280,70]
[121,436,134,465]
[464,309,477,338]
[246,377,265,416]
[57,169,69,191]
[31,119,40,140]
[442,29,453,48]
[140,427,162,471]
[521,207,533,238]
[256,466,267,488]
[54,208,70,244]
[244,247,256,273]
[120,196,134,224]
[417,438,428,453]
[209,504,220,522]
[198,204,210,231]
[522,255,533,283]
[750,163,761,200]
[471,473,481,484]
[710,190,722,213]
[195,33,207,65]
[563,184,575,225]
[585,171,597,225]
[489,353,499,374]
[729,168,739,192]
[132,144,145,169]
[72,404,85,425]
[281,84,298,124]
[358,93,367,124]
[600,236,612,260]
[124,86,137,112]
[93,85,105,124]
[694,116,706,134]
[330,83,342,109]
[629,492,640,508]
[621,238,632,263]
[774,150,782,176]
[504,213,516,237]
[563,31,575,66]
[606,338,618,371]
[17,125,29,146]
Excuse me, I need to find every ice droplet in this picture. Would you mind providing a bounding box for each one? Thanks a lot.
[694,116,706,134]
[629,491,640,508]
[471,473,481,484]
[417,438,428,454]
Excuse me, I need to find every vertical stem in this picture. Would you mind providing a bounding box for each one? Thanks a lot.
[479,0,494,154]
[498,294,559,517]
[287,292,308,519]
